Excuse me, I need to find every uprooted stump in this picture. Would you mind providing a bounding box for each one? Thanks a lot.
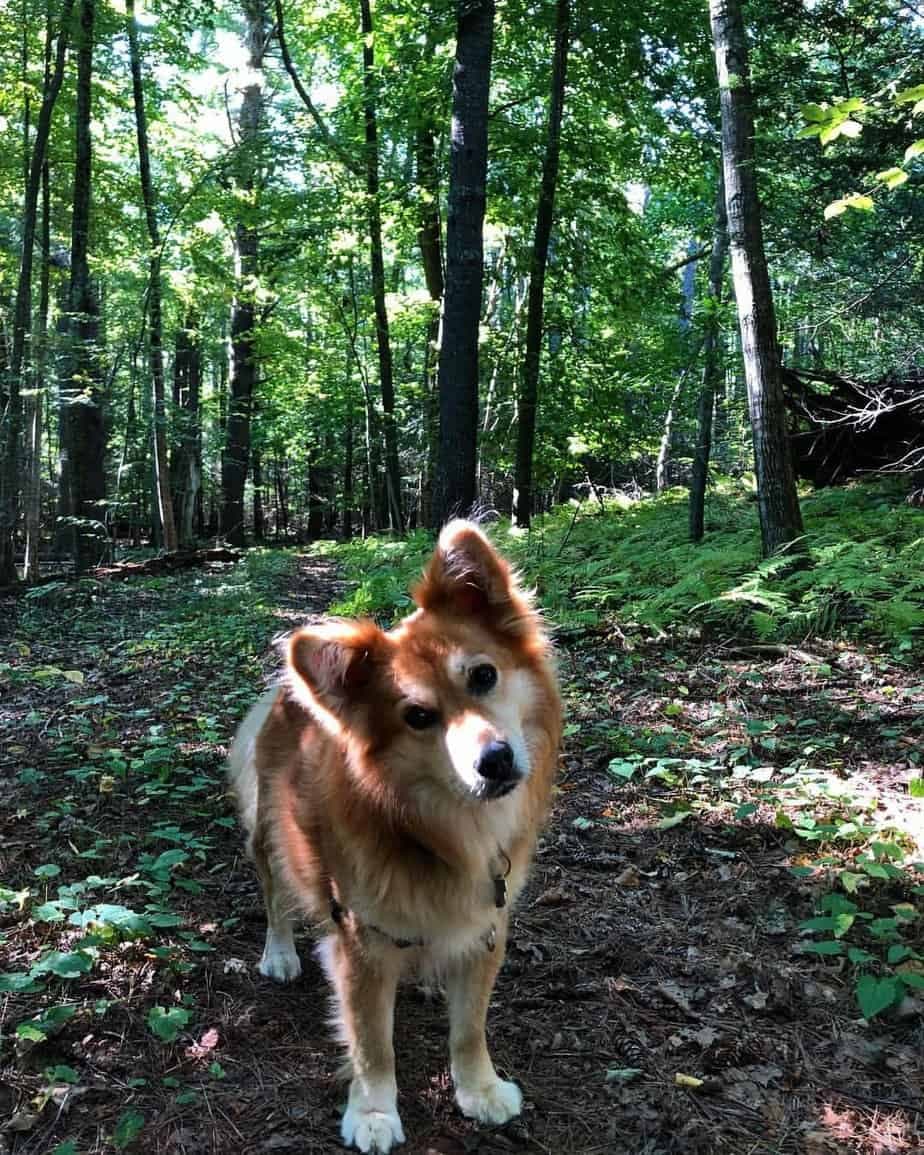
[783,366,924,489]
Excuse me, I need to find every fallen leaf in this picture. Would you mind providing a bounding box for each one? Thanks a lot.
[534,886,569,906]
[614,865,641,887]
[674,1073,703,1088]
[743,989,768,1010]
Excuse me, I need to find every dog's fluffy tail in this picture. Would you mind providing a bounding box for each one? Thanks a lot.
[227,688,278,838]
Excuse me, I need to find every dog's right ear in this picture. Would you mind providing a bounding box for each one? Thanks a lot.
[286,621,386,719]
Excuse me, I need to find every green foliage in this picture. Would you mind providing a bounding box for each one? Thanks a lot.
[320,481,924,651]
[146,1005,191,1043]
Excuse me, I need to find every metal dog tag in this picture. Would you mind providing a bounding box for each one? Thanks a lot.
[485,924,497,952]
[493,875,507,909]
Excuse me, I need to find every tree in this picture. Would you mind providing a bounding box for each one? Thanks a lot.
[689,172,729,541]
[433,0,494,526]
[709,0,804,556]
[221,0,269,547]
[127,0,177,553]
[512,0,570,529]
[0,0,74,584]
[359,0,404,533]
[58,0,107,573]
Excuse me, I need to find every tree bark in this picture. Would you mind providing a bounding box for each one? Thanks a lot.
[58,0,107,573]
[359,0,403,533]
[689,174,729,542]
[415,117,444,527]
[433,0,494,525]
[513,0,570,528]
[656,240,698,493]
[710,0,804,556]
[172,309,201,547]
[23,159,52,581]
[0,0,75,585]
[221,0,268,546]
[127,0,177,552]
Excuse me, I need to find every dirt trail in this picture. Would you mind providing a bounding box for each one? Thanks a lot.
[1,554,922,1154]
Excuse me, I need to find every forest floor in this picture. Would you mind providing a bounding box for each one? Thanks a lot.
[1,548,923,1155]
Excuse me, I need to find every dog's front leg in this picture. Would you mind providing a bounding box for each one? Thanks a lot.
[446,928,522,1126]
[320,933,405,1154]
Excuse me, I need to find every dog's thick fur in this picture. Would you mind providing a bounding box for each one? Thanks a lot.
[228,521,560,1153]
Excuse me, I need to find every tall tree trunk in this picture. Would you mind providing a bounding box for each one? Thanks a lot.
[127,0,176,551]
[252,449,264,541]
[656,241,699,493]
[221,1,268,546]
[689,174,729,542]
[433,0,494,525]
[0,0,75,585]
[172,309,201,547]
[359,0,403,533]
[709,0,803,556]
[58,0,106,573]
[513,0,570,528]
[343,373,354,540]
[23,160,53,581]
[416,117,444,528]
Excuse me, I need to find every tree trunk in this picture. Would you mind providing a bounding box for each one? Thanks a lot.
[433,0,494,525]
[415,117,444,527]
[23,159,53,581]
[127,0,176,552]
[58,0,107,573]
[710,0,804,556]
[172,309,201,547]
[656,240,699,493]
[221,0,268,546]
[359,0,403,533]
[513,0,570,528]
[0,0,75,585]
[689,174,730,541]
[252,449,264,541]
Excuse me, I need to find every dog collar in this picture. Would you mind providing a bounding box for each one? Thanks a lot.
[328,848,511,951]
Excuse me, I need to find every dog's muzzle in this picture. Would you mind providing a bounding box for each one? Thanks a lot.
[474,740,523,800]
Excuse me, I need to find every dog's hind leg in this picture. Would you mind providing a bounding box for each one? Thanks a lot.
[446,928,522,1126]
[253,831,302,983]
[318,933,405,1154]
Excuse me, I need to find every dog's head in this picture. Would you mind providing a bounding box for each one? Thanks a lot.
[285,521,552,806]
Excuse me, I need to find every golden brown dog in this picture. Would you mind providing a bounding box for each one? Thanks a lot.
[228,521,560,1153]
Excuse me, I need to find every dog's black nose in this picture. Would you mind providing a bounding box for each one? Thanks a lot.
[476,740,516,782]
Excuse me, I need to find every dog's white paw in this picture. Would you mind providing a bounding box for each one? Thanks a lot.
[455,1076,522,1125]
[341,1102,405,1153]
[258,929,302,982]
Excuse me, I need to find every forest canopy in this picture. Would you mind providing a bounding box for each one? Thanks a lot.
[0,0,922,579]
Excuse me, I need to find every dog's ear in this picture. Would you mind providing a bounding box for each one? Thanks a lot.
[413,520,538,641]
[287,621,386,718]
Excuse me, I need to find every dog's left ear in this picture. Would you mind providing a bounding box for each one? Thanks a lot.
[413,520,539,643]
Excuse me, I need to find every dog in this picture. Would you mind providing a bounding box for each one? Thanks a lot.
[228,520,561,1153]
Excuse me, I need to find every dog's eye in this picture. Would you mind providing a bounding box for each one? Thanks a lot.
[404,705,439,731]
[468,663,498,695]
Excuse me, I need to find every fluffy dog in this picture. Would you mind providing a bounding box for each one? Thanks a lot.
[228,520,561,1153]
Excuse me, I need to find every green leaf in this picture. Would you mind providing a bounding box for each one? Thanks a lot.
[46,1064,79,1084]
[905,140,924,162]
[113,1110,145,1150]
[839,871,867,894]
[909,777,924,798]
[801,102,829,123]
[608,757,640,780]
[735,802,758,820]
[146,1006,191,1043]
[855,975,901,1019]
[888,945,912,964]
[847,947,875,964]
[605,1067,644,1082]
[875,167,909,189]
[824,193,875,219]
[802,940,844,955]
[900,971,924,989]
[33,901,65,922]
[33,951,93,979]
[52,1143,79,1155]
[896,84,924,105]
[0,972,45,993]
[657,808,691,830]
[34,864,62,880]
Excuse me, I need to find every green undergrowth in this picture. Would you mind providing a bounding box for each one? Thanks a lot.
[317,479,924,652]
